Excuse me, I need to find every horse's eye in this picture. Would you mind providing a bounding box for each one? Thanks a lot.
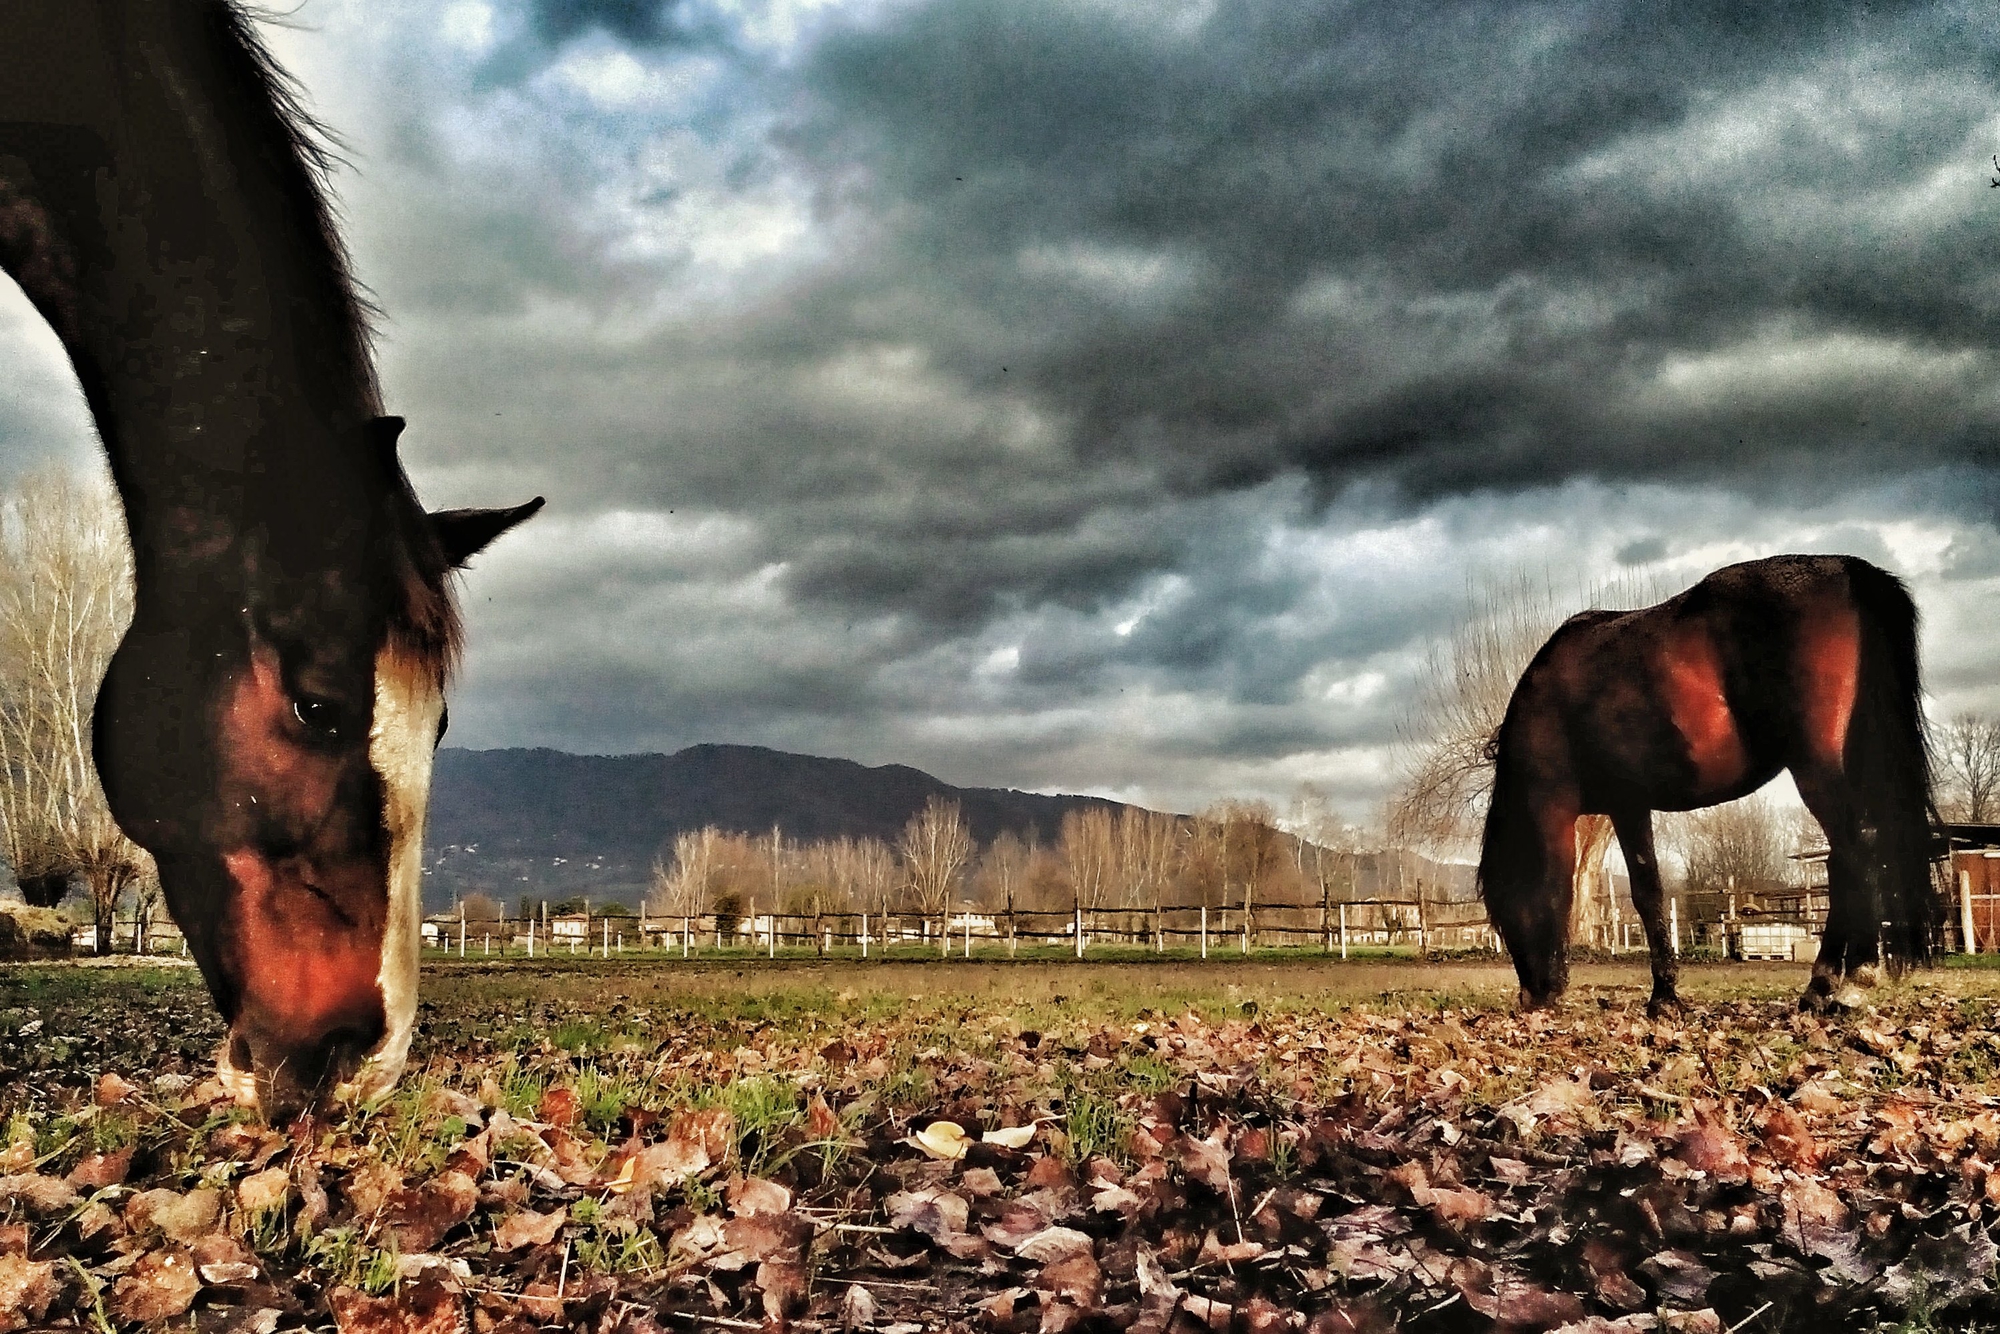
[293,697,343,739]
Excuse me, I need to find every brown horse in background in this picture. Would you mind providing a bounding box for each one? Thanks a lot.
[0,2,540,1114]
[1479,555,1935,1016]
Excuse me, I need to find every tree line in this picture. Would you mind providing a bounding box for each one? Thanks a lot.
[448,792,1404,938]
[0,470,156,952]
[640,794,1376,931]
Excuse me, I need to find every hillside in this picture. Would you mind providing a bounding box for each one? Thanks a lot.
[421,744,1125,910]
[420,743,1480,914]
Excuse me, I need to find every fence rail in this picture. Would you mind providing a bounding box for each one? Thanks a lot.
[425,899,1505,960]
[50,875,2000,962]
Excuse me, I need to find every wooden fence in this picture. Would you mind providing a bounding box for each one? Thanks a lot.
[423,898,1502,959]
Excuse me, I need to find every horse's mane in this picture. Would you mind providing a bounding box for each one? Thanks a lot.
[205,2,462,670]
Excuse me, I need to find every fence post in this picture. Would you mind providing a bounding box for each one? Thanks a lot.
[1339,902,1347,960]
[1200,905,1208,959]
[1962,870,1978,954]
[1668,898,1680,957]
[862,911,869,959]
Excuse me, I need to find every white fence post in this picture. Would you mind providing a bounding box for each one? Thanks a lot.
[1962,870,1978,954]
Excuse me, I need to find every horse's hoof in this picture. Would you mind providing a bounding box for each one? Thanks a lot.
[1517,988,1560,1012]
[1849,964,1881,990]
[1645,994,1683,1019]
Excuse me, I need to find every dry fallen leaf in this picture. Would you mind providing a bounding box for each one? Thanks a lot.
[385,1171,480,1253]
[841,1282,877,1330]
[329,1278,466,1334]
[728,1174,792,1216]
[983,1122,1038,1149]
[1013,1225,1094,1263]
[0,1174,76,1218]
[491,1206,567,1253]
[95,1071,141,1106]
[909,1119,971,1161]
[0,1254,57,1333]
[110,1246,202,1324]
[127,1186,223,1244]
[236,1165,291,1215]
[66,1147,133,1190]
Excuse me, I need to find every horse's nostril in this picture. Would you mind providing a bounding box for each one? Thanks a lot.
[244,1018,385,1121]
[317,1026,377,1085]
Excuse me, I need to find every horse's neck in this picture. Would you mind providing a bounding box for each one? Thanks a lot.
[0,0,377,575]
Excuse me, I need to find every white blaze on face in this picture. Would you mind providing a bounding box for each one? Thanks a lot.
[336,640,444,1103]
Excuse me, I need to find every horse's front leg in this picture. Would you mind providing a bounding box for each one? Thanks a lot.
[1611,809,1680,1017]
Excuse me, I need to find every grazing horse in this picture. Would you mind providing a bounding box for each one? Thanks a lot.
[0,2,541,1114]
[1479,555,1935,1017]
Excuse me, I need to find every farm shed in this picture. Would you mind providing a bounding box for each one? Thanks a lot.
[1946,822,2000,953]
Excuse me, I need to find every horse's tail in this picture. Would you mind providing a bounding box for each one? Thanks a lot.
[1844,559,1938,969]
[1478,715,1566,1000]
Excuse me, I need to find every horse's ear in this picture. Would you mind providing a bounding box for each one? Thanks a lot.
[431,497,544,567]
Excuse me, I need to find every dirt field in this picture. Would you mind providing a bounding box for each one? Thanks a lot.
[5,956,2000,1333]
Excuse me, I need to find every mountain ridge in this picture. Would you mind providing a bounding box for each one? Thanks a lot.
[420,743,1127,910]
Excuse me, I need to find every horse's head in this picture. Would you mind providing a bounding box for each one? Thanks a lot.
[92,417,540,1118]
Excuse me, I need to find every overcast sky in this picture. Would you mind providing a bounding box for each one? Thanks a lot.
[3,0,1999,823]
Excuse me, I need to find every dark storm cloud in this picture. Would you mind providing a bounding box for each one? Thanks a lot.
[775,0,2000,515]
[207,0,2000,809]
[528,0,681,46]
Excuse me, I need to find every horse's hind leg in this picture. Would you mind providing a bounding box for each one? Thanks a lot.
[1610,809,1679,1016]
[1794,764,1878,1013]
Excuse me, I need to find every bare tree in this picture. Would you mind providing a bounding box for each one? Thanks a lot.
[1936,712,2000,824]
[1669,794,1789,897]
[1113,808,1178,910]
[845,836,900,920]
[1178,813,1227,908]
[0,469,153,951]
[459,892,503,927]
[976,829,1028,909]
[1220,800,1285,942]
[1289,783,1364,928]
[788,838,851,918]
[649,826,721,919]
[1058,807,1116,913]
[899,796,972,949]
